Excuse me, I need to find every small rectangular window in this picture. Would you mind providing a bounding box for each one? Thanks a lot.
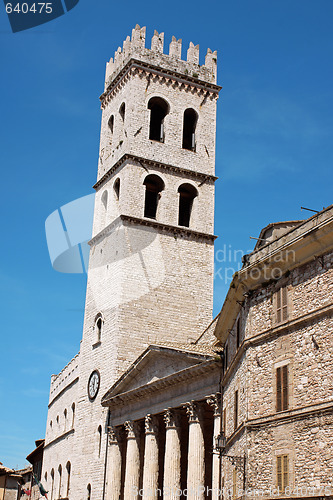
[236,318,240,349]
[223,408,227,436]
[224,344,228,371]
[276,365,289,412]
[234,390,238,431]
[275,286,288,323]
[277,454,289,491]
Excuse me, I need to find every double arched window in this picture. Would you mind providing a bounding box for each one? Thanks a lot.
[143,174,165,219]
[148,97,169,142]
[178,183,198,227]
[182,108,198,151]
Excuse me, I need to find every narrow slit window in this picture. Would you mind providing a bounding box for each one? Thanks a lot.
[236,317,240,349]
[119,102,125,122]
[66,462,71,497]
[277,455,289,491]
[276,286,288,323]
[178,183,197,227]
[58,465,62,499]
[276,365,289,412]
[114,178,120,200]
[108,115,114,134]
[143,174,165,219]
[182,108,198,151]
[87,484,91,500]
[98,425,102,458]
[234,390,239,431]
[148,97,169,142]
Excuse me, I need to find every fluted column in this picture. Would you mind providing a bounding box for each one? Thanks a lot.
[184,401,205,500]
[163,409,181,499]
[142,414,159,500]
[123,420,141,499]
[207,394,222,500]
[106,426,122,500]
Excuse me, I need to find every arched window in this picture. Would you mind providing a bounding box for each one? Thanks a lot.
[119,102,125,122]
[45,471,47,482]
[58,465,62,499]
[148,97,169,142]
[98,425,102,458]
[64,408,67,432]
[143,174,165,219]
[50,420,52,429]
[87,484,91,500]
[50,469,54,500]
[178,183,198,227]
[101,190,108,211]
[108,115,114,134]
[94,314,103,343]
[71,403,75,428]
[182,108,198,151]
[114,178,120,200]
[66,462,71,497]
[56,415,59,425]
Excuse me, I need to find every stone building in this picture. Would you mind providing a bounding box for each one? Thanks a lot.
[213,209,333,500]
[41,25,221,500]
[41,24,333,500]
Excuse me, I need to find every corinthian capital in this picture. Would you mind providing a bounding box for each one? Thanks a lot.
[107,425,122,445]
[124,420,140,439]
[206,393,221,416]
[145,414,159,434]
[183,401,202,423]
[163,409,181,429]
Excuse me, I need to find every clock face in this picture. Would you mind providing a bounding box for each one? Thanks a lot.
[88,370,100,401]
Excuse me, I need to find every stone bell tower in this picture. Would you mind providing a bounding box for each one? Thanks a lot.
[72,25,221,498]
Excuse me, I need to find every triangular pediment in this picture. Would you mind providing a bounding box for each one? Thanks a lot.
[102,344,216,402]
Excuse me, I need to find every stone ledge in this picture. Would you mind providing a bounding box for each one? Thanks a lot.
[89,214,217,247]
[221,301,333,386]
[44,428,75,450]
[48,377,79,409]
[100,58,222,107]
[93,153,218,190]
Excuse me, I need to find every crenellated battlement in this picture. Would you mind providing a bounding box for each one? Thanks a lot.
[104,25,218,91]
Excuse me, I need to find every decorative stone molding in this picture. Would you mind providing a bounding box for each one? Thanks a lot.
[93,153,218,190]
[107,425,122,445]
[124,420,140,439]
[184,401,202,423]
[164,409,181,429]
[206,393,221,416]
[145,414,159,435]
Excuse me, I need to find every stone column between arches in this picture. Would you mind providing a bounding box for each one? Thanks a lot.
[163,409,182,499]
[206,394,222,500]
[184,401,206,500]
[106,426,122,500]
[123,420,141,499]
[142,414,159,500]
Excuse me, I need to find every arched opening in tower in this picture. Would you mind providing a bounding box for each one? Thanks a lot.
[178,183,198,227]
[143,174,165,219]
[182,108,198,151]
[148,97,169,142]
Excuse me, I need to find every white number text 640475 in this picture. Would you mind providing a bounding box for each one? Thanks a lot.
[5,3,53,14]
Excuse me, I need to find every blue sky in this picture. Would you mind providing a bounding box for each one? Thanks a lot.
[1,0,333,469]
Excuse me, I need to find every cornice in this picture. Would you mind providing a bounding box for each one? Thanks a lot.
[100,58,222,108]
[48,377,79,409]
[246,400,333,429]
[221,301,333,386]
[44,428,75,450]
[101,360,220,408]
[214,206,333,343]
[89,214,217,246]
[93,153,217,190]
